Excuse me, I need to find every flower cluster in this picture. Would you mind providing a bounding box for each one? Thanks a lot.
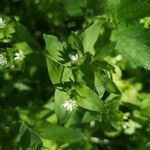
[62,99,77,112]
[0,53,7,66]
[0,50,25,67]
[140,17,150,29]
[0,17,6,29]
[69,53,79,63]
[14,50,25,61]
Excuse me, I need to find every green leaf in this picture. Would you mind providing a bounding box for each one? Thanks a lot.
[105,95,121,112]
[46,57,64,84]
[82,112,99,123]
[37,122,84,142]
[46,56,73,84]
[118,39,150,70]
[80,22,103,55]
[93,60,115,72]
[44,34,64,62]
[121,102,141,111]
[103,0,150,23]
[61,67,74,82]
[55,89,70,124]
[94,43,115,60]
[68,32,84,55]
[1,21,15,41]
[103,96,122,131]
[111,25,150,70]
[14,42,32,55]
[80,53,94,87]
[94,69,120,94]
[64,0,86,17]
[76,85,104,112]
[16,122,42,150]
[94,72,105,97]
[15,23,40,50]
[72,68,85,83]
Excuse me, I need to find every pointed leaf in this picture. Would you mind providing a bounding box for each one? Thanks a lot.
[16,122,42,150]
[37,122,84,142]
[76,85,104,112]
[81,22,103,55]
[46,57,63,84]
[111,25,150,70]
[44,34,64,62]
[94,72,105,97]
[95,69,120,94]
[55,89,70,124]
[68,32,84,55]
[94,43,115,60]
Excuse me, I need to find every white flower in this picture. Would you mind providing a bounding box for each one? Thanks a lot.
[115,54,122,61]
[69,53,79,63]
[14,50,25,61]
[0,17,6,29]
[62,99,77,111]
[123,112,130,120]
[123,122,129,129]
[90,137,100,143]
[0,53,7,66]
[90,121,95,128]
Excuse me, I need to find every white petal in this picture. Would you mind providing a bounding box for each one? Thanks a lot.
[14,50,25,61]
[62,99,77,111]
[69,54,79,63]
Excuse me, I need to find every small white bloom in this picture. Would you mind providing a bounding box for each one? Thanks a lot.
[90,121,95,128]
[123,122,129,129]
[103,139,109,144]
[123,112,130,120]
[69,53,79,63]
[123,115,128,120]
[115,54,122,61]
[62,99,77,111]
[0,53,7,66]
[14,50,25,61]
[140,19,144,24]
[0,17,6,29]
[91,137,100,143]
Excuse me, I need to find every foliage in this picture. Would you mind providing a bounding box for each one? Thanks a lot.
[0,0,150,150]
